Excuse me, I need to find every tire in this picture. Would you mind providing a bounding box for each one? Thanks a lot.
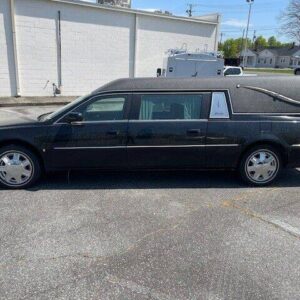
[0,145,41,189]
[295,69,300,75]
[239,145,282,186]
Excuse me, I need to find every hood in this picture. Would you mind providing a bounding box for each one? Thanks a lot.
[0,115,39,128]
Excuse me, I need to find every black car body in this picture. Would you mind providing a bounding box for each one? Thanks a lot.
[1,76,300,188]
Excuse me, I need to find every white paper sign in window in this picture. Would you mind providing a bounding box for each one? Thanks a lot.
[210,92,229,119]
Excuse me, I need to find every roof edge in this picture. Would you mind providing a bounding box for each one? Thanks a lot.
[47,0,219,25]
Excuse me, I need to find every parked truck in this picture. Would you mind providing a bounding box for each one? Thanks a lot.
[156,49,224,78]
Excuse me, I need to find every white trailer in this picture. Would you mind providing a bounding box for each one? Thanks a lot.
[157,49,224,78]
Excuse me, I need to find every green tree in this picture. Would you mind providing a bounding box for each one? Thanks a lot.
[222,39,238,58]
[254,36,268,50]
[268,36,281,48]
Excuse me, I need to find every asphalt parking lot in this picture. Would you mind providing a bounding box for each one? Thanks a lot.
[1,106,300,300]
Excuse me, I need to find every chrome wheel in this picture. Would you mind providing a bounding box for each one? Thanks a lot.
[245,150,278,183]
[0,151,33,186]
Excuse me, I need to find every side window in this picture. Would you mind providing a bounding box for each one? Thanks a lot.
[210,92,229,119]
[77,96,126,121]
[139,94,204,120]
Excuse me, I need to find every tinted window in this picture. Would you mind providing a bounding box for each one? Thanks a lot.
[77,96,126,121]
[139,94,203,120]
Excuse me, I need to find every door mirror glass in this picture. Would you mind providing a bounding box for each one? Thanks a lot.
[64,112,83,123]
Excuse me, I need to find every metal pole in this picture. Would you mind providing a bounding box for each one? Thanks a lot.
[57,11,62,88]
[242,0,254,68]
[10,0,21,97]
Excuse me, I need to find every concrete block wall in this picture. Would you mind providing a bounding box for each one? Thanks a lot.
[0,0,17,97]
[0,0,219,97]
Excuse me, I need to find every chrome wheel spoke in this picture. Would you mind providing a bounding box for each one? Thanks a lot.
[13,153,20,162]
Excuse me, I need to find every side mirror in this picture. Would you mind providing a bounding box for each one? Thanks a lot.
[64,112,83,124]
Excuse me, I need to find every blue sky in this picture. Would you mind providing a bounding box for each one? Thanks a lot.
[83,0,291,42]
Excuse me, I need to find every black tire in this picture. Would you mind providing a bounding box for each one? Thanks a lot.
[239,145,282,186]
[295,69,300,75]
[0,145,42,189]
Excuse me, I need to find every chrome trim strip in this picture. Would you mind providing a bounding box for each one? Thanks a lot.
[291,144,300,148]
[54,146,126,150]
[53,144,240,150]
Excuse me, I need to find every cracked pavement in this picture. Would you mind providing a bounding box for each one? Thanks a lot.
[1,170,300,300]
[1,106,300,299]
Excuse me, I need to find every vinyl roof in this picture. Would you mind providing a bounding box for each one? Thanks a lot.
[94,76,300,94]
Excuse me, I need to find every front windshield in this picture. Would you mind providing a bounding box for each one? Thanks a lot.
[44,95,88,120]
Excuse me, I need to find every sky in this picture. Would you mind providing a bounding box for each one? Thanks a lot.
[83,0,291,42]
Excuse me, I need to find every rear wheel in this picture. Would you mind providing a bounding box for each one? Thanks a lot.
[295,69,300,75]
[239,145,281,186]
[0,145,41,189]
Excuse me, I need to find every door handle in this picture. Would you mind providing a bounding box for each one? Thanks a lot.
[186,129,201,136]
[106,130,120,136]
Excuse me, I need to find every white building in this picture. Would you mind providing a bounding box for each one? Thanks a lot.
[240,46,300,68]
[0,0,220,97]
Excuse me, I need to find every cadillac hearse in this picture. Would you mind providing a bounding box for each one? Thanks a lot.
[1,76,300,188]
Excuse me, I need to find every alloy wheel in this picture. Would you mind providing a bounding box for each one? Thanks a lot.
[0,151,34,186]
[245,150,279,184]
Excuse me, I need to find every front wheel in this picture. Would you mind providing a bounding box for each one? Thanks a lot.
[295,69,300,75]
[0,145,41,189]
[239,145,282,186]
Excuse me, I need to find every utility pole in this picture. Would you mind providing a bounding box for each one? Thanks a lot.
[220,32,224,45]
[186,3,196,17]
[242,0,254,68]
[252,30,256,43]
[240,28,245,63]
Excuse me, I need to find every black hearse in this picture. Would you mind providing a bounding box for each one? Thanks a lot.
[1,76,300,188]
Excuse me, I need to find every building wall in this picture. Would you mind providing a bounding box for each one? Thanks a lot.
[0,0,17,96]
[276,56,291,68]
[0,0,218,97]
[135,15,217,77]
[256,50,276,68]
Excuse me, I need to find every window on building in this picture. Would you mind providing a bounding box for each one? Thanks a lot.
[264,58,267,64]
[270,59,272,64]
[139,94,204,120]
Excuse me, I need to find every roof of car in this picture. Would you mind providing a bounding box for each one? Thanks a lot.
[93,76,300,94]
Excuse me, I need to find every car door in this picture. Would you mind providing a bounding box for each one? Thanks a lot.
[47,94,130,170]
[127,92,210,169]
[205,91,241,168]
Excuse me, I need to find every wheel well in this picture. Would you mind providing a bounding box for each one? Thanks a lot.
[0,140,45,171]
[238,141,288,167]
